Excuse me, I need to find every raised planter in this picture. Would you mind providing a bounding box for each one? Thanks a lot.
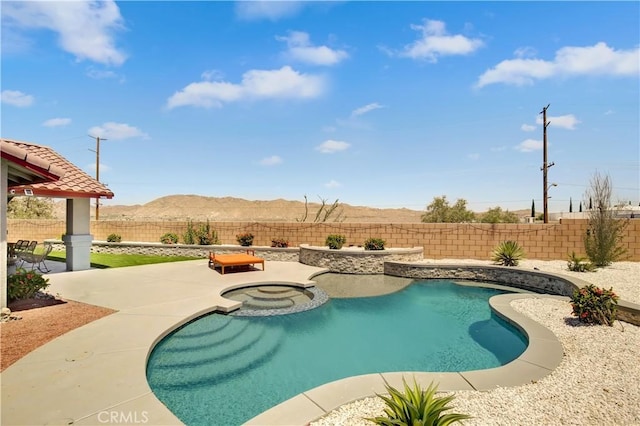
[299,244,424,274]
[44,240,300,262]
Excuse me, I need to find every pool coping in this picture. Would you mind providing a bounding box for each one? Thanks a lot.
[2,260,638,426]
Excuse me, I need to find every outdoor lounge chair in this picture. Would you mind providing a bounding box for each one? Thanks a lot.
[208,250,264,274]
[18,242,53,273]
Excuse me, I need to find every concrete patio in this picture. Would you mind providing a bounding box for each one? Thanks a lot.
[1,260,564,425]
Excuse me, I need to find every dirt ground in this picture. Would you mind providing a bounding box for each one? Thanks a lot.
[0,298,116,371]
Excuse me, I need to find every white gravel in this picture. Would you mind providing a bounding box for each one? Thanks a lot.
[311,260,640,426]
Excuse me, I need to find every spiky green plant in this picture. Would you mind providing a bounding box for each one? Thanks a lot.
[366,378,471,426]
[491,240,525,266]
[567,252,596,272]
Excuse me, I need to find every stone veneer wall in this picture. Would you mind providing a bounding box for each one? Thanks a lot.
[299,244,424,274]
[45,241,299,262]
[383,261,640,326]
[10,218,640,261]
[384,261,584,296]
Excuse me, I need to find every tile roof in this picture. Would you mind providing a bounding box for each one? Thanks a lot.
[2,138,114,199]
[2,142,65,186]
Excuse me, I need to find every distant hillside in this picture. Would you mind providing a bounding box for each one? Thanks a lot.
[54,195,425,223]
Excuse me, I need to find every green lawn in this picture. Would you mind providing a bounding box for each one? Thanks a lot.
[47,251,201,269]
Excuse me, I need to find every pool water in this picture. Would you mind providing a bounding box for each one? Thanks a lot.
[146,280,527,426]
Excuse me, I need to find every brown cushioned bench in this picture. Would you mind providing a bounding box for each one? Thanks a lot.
[208,251,265,274]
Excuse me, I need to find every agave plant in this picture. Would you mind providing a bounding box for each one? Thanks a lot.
[491,240,525,266]
[366,378,471,426]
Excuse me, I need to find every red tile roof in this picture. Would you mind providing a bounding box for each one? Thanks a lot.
[2,138,114,199]
[2,141,65,185]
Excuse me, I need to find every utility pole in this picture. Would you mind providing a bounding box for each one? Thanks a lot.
[88,135,107,220]
[540,104,554,223]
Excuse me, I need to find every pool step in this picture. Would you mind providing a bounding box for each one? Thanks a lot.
[245,288,302,300]
[244,298,295,309]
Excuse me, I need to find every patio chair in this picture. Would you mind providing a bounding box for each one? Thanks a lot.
[16,240,37,256]
[18,242,53,273]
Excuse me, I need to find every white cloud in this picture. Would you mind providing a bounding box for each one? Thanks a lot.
[516,139,543,152]
[276,31,348,66]
[476,42,639,88]
[43,118,71,127]
[316,140,350,154]
[1,89,34,107]
[86,67,119,80]
[399,19,484,62]
[351,103,384,117]
[88,122,149,140]
[235,1,304,21]
[514,46,537,58]
[1,0,127,66]
[201,69,224,81]
[490,146,507,152]
[521,124,536,132]
[467,153,480,160]
[604,109,615,116]
[324,179,341,188]
[536,114,581,130]
[259,155,283,166]
[166,66,325,109]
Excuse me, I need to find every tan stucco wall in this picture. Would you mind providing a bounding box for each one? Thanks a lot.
[7,218,640,261]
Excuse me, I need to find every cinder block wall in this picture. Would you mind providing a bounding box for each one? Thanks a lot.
[7,218,640,261]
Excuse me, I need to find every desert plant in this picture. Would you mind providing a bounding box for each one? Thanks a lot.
[196,220,219,245]
[364,237,385,250]
[367,378,471,426]
[567,252,595,272]
[583,172,628,267]
[7,268,50,301]
[325,234,346,249]
[297,195,346,223]
[183,220,198,245]
[236,232,254,247]
[271,238,289,248]
[491,240,525,266]
[571,284,619,326]
[106,233,122,243]
[160,232,179,244]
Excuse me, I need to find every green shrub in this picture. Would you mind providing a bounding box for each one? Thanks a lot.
[571,284,619,326]
[364,237,385,250]
[325,234,346,249]
[160,232,179,244]
[7,268,50,301]
[491,240,525,266]
[236,233,254,247]
[196,220,219,245]
[367,377,471,426]
[106,233,122,243]
[271,238,289,248]
[567,252,595,272]
[183,220,197,245]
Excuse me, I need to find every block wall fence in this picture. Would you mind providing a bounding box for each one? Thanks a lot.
[7,218,640,261]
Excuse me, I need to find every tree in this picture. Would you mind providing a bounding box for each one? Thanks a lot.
[531,199,535,218]
[583,172,628,267]
[569,197,573,213]
[7,196,55,219]
[480,207,520,224]
[579,201,582,213]
[421,196,475,223]
[296,195,345,223]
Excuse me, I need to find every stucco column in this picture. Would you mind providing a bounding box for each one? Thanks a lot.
[1,159,8,309]
[63,198,93,271]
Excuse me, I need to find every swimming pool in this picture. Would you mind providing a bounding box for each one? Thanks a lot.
[146,279,527,425]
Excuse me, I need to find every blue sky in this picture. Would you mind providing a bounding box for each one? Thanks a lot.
[2,1,639,213]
